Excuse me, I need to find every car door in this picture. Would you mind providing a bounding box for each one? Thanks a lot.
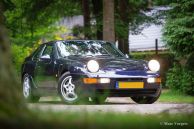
[34,43,56,92]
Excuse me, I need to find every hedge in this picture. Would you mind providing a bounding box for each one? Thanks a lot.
[131,51,175,87]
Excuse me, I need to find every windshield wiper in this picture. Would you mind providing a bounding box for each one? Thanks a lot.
[95,54,115,57]
[67,55,82,57]
[95,54,110,57]
[68,55,94,57]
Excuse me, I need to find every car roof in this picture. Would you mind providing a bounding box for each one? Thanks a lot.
[41,40,111,45]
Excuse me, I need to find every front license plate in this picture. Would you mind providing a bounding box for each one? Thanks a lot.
[116,82,144,89]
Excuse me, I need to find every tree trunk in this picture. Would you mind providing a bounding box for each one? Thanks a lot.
[0,2,26,116]
[92,0,103,40]
[117,0,129,54]
[103,0,115,42]
[118,39,129,54]
[147,0,153,8]
[82,0,91,39]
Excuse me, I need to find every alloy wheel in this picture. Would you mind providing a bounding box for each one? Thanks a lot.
[23,76,31,98]
[61,76,78,102]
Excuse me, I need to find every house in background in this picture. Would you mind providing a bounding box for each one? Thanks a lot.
[129,6,169,52]
[58,7,169,52]
[58,15,84,29]
[129,24,166,52]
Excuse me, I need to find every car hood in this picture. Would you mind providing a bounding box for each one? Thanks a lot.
[68,56,147,71]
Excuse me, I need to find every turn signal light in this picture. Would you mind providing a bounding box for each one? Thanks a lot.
[83,78,98,84]
[156,78,161,83]
[83,78,110,84]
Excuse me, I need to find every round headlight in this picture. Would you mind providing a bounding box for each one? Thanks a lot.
[148,60,160,72]
[87,60,99,73]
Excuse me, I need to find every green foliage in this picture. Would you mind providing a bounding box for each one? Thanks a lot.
[166,63,194,95]
[131,51,170,60]
[11,44,31,73]
[0,3,26,117]
[153,0,177,6]
[10,25,74,73]
[21,0,81,29]
[162,0,194,96]
[1,111,194,129]
[159,89,194,103]
[115,0,158,38]
[72,25,84,37]
[166,64,183,91]
[4,0,81,47]
[185,52,194,71]
[3,1,82,77]
[163,0,194,57]
[131,51,174,87]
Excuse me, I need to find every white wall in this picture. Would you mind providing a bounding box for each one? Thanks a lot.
[129,24,166,51]
[58,15,84,29]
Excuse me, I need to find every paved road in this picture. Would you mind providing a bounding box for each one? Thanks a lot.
[28,97,194,114]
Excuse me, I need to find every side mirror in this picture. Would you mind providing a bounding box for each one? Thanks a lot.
[125,54,133,58]
[40,54,51,60]
[125,54,129,58]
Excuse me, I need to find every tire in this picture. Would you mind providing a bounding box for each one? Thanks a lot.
[22,74,40,103]
[58,72,88,104]
[131,88,161,104]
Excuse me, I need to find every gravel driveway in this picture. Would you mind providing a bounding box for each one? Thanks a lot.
[28,97,194,114]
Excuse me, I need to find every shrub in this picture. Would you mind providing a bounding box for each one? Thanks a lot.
[163,0,194,57]
[185,52,194,71]
[181,69,194,95]
[166,63,194,95]
[166,63,182,91]
[131,51,174,87]
[11,44,31,73]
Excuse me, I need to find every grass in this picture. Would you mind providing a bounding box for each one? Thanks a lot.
[130,50,173,60]
[130,50,171,55]
[159,89,194,103]
[1,110,194,129]
[1,90,194,128]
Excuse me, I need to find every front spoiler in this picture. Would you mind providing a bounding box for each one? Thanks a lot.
[71,71,161,97]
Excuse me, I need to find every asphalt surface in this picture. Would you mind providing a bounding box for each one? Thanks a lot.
[28,97,194,114]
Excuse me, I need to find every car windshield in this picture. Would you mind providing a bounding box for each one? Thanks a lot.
[56,40,124,57]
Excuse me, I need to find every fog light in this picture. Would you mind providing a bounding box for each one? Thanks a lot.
[147,78,156,83]
[147,77,161,83]
[99,78,110,83]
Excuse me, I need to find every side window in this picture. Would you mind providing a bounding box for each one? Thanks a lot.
[41,45,53,57]
[57,41,70,57]
[102,43,123,57]
[33,46,44,60]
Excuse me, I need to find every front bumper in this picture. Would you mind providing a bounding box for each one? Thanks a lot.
[73,75,161,97]
[71,70,161,97]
